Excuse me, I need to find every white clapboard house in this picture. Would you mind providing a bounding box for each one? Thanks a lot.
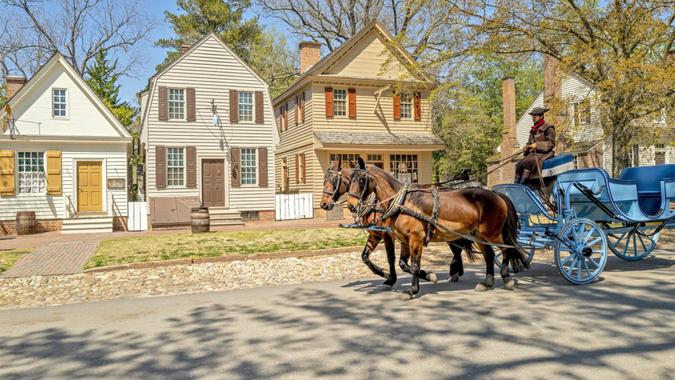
[0,53,131,234]
[139,33,278,227]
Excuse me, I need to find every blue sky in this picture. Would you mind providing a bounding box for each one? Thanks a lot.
[118,0,295,104]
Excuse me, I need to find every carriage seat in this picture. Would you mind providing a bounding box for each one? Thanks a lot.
[619,164,675,216]
[540,153,574,178]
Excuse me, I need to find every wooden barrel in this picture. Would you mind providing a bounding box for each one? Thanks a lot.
[16,211,37,235]
[191,207,210,234]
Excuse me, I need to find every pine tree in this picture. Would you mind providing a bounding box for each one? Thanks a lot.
[85,50,137,128]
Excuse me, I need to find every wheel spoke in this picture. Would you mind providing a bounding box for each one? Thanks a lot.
[587,237,603,247]
[637,232,648,252]
[582,258,592,277]
[632,234,638,257]
[609,230,628,249]
[583,227,594,243]
[566,256,578,276]
[560,254,575,266]
[588,257,600,268]
[576,256,583,280]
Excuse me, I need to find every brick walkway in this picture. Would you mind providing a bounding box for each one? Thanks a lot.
[2,241,99,278]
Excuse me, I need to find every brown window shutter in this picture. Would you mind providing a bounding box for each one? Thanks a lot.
[158,86,168,121]
[230,147,241,188]
[258,147,268,187]
[295,154,300,183]
[294,95,299,126]
[283,103,288,129]
[301,91,305,123]
[348,88,357,119]
[0,149,15,196]
[229,90,238,123]
[46,150,62,195]
[393,93,401,121]
[300,153,306,184]
[155,146,166,189]
[186,88,196,122]
[186,146,197,188]
[414,92,422,121]
[255,91,264,124]
[325,87,333,118]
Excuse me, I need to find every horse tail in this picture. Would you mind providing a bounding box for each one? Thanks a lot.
[496,192,529,272]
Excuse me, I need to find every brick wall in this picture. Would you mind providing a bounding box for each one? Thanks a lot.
[0,219,62,235]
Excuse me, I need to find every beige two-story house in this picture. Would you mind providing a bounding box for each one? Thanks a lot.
[273,22,442,218]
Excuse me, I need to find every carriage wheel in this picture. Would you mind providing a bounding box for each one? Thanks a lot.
[494,245,535,271]
[555,218,608,285]
[606,224,660,261]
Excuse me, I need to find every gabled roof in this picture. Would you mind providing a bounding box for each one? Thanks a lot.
[274,22,439,105]
[1,53,131,139]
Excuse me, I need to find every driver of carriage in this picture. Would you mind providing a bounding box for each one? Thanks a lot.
[515,107,556,184]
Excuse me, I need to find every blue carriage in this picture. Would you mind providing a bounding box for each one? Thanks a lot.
[493,158,675,285]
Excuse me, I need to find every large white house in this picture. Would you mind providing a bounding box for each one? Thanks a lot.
[0,54,132,234]
[139,33,278,227]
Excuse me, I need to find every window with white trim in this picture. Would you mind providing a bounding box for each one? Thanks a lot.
[167,147,184,186]
[400,94,413,119]
[333,89,346,116]
[390,154,418,183]
[241,148,257,185]
[168,88,185,120]
[239,92,254,122]
[17,151,46,194]
[52,89,67,118]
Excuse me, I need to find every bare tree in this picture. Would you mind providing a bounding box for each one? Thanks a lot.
[1,0,153,78]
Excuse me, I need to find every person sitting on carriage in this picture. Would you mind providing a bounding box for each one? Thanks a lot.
[515,107,556,184]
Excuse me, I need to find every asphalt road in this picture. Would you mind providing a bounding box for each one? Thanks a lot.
[1,250,674,379]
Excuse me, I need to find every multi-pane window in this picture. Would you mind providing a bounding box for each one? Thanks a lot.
[241,148,257,185]
[168,88,185,120]
[333,89,347,116]
[167,147,184,186]
[367,154,384,169]
[390,154,418,183]
[330,153,360,168]
[17,152,45,194]
[52,89,67,118]
[239,92,253,122]
[400,94,413,119]
[573,99,591,126]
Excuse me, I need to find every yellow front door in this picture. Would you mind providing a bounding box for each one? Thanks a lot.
[77,161,103,212]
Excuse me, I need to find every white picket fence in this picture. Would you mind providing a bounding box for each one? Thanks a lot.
[275,193,313,221]
[127,201,148,231]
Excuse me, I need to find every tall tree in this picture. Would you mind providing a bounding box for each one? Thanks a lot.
[1,0,153,78]
[86,50,136,128]
[445,0,674,174]
[156,0,297,96]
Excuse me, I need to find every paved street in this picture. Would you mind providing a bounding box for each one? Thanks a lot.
[1,249,674,379]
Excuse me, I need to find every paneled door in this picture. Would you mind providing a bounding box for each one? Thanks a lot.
[77,161,103,212]
[202,159,225,207]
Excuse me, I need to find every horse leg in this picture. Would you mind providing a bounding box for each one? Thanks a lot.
[399,243,437,283]
[501,249,518,290]
[383,234,398,286]
[409,236,425,298]
[475,244,496,292]
[448,242,464,282]
[361,233,387,278]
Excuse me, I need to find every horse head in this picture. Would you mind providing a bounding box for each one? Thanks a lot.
[346,157,375,213]
[320,158,352,210]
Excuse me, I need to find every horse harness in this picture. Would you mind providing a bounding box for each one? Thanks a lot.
[322,169,349,203]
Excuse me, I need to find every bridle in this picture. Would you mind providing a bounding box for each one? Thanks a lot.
[322,169,349,205]
[347,168,371,203]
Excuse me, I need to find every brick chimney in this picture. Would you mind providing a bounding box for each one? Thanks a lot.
[498,77,518,184]
[543,54,562,108]
[4,76,26,99]
[299,42,321,74]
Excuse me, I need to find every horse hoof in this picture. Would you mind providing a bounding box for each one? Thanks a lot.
[503,279,517,290]
[383,279,396,287]
[475,283,490,292]
[450,274,460,283]
[428,272,438,283]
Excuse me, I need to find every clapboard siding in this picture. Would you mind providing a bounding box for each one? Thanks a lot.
[276,87,314,154]
[143,35,276,211]
[310,84,432,133]
[0,142,128,220]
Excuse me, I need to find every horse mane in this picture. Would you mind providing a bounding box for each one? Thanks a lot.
[366,164,402,192]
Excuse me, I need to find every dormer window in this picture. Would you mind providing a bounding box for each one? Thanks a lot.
[52,89,67,118]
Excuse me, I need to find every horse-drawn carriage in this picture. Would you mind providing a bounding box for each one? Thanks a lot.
[493,161,675,284]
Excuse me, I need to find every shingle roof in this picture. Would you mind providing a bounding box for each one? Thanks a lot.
[314,131,443,146]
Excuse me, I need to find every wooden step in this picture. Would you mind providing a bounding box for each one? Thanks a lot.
[61,215,113,234]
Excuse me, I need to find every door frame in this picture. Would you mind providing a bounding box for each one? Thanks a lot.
[72,158,107,215]
[199,156,228,208]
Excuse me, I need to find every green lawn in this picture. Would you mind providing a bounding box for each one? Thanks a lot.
[0,249,29,274]
[86,227,367,269]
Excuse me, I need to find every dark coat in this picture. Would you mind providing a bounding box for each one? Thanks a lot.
[516,123,556,175]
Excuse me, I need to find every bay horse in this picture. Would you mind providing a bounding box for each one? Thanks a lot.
[346,158,529,298]
[320,160,474,287]
[320,160,441,286]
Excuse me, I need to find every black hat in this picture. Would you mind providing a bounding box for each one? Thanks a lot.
[529,107,549,116]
